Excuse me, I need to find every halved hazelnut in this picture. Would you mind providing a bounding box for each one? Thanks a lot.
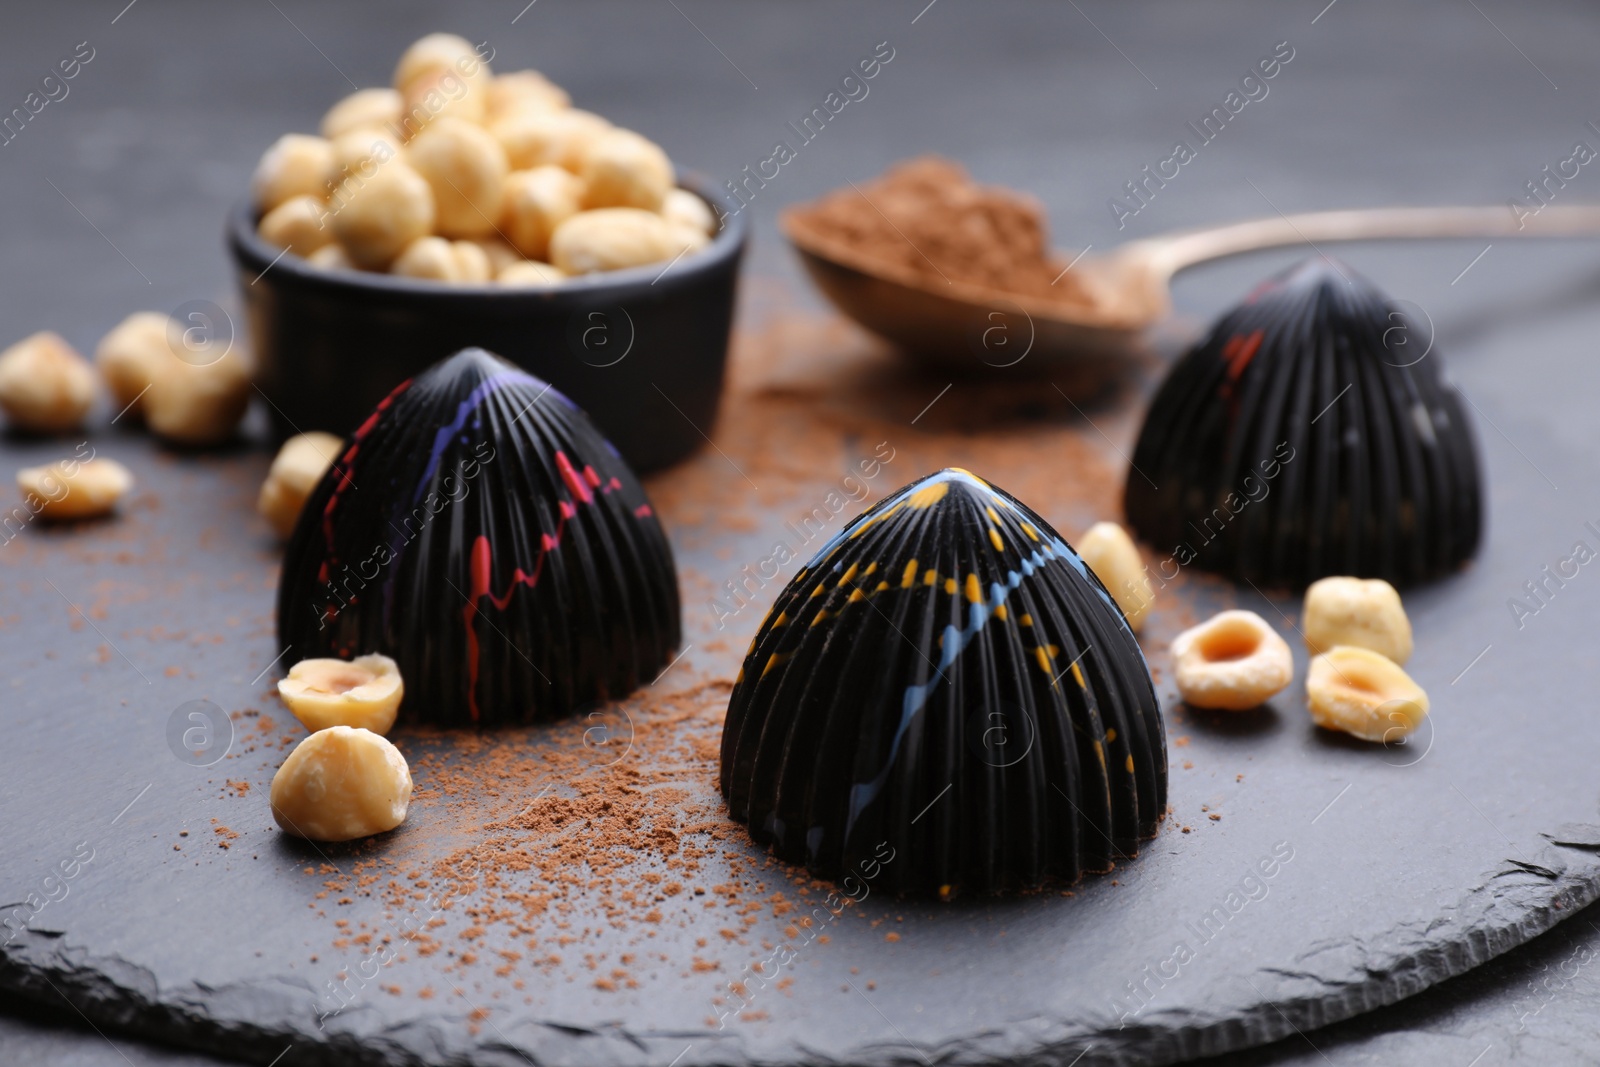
[277,653,404,734]
[1171,609,1292,710]
[270,726,412,842]
[1307,645,1428,742]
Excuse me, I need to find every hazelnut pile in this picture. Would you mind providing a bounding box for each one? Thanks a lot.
[252,33,716,285]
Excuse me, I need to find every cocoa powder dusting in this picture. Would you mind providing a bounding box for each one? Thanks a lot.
[786,155,1096,306]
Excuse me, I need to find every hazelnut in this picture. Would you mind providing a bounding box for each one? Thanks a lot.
[259,431,343,538]
[390,236,492,283]
[1171,610,1293,710]
[270,726,412,842]
[251,134,336,212]
[1302,576,1413,665]
[394,33,488,95]
[490,109,611,172]
[449,239,492,282]
[94,313,170,417]
[580,129,673,211]
[320,87,402,139]
[662,188,717,236]
[143,351,252,447]
[277,654,404,735]
[0,331,96,434]
[405,117,508,238]
[307,243,357,272]
[329,160,435,269]
[665,221,710,258]
[486,70,571,121]
[1076,521,1153,632]
[549,208,691,274]
[499,165,583,261]
[18,457,133,521]
[497,260,565,286]
[1307,645,1429,742]
[329,127,401,180]
[471,236,523,274]
[398,65,488,134]
[257,195,333,258]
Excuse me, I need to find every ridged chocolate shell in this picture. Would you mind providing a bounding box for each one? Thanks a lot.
[720,468,1166,897]
[276,347,680,727]
[1125,257,1483,589]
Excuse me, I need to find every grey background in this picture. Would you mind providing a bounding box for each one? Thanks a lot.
[4,1,1600,1064]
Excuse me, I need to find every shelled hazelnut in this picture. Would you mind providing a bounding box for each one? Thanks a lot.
[251,133,336,213]
[330,127,401,178]
[18,458,133,521]
[500,165,583,261]
[663,187,717,236]
[258,195,333,258]
[491,109,611,172]
[399,65,488,131]
[270,726,412,842]
[394,33,489,98]
[258,431,343,538]
[405,117,508,237]
[321,87,403,139]
[391,236,492,282]
[497,260,565,286]
[486,69,570,121]
[581,129,673,211]
[329,160,436,269]
[143,351,252,447]
[472,236,522,274]
[1302,576,1413,664]
[1076,521,1152,632]
[0,331,97,434]
[550,208,700,275]
[307,243,356,271]
[94,313,169,417]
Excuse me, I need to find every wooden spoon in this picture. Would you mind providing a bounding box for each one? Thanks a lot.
[781,203,1600,369]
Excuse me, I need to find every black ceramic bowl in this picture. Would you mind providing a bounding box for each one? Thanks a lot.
[227,175,746,474]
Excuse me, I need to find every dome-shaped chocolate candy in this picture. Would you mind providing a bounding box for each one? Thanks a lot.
[277,348,680,727]
[720,469,1166,897]
[1125,257,1483,589]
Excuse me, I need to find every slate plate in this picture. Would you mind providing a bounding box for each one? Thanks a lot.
[1,300,1599,1067]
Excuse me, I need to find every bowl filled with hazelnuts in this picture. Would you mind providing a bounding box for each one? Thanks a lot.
[228,33,745,475]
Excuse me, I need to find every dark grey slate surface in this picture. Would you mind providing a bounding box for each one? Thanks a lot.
[4,2,1600,1065]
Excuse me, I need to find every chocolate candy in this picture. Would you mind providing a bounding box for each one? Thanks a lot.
[276,347,680,727]
[720,468,1166,897]
[1125,257,1483,588]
